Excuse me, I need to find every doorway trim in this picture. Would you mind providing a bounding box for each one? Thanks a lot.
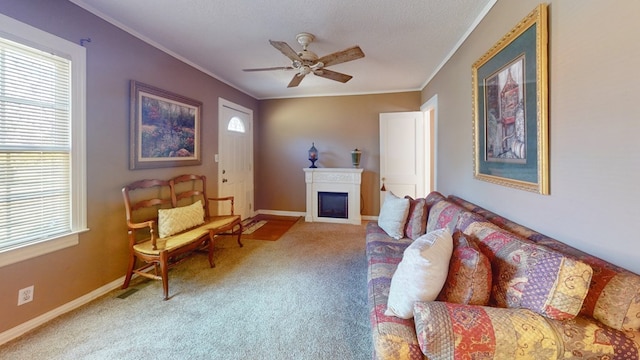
[421,94,438,191]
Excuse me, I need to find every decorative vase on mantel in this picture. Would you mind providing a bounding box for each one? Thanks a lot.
[351,148,362,168]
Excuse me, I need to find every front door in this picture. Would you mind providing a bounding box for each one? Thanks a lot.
[218,98,253,220]
[379,111,426,205]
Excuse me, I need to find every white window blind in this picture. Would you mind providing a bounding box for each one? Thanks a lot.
[0,37,72,251]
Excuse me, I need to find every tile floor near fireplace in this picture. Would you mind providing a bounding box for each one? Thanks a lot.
[303,168,363,225]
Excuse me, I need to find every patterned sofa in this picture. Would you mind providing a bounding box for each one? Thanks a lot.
[367,191,640,359]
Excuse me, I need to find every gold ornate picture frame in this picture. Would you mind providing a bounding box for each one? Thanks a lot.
[472,4,549,194]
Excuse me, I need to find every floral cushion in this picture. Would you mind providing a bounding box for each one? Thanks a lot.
[425,198,467,235]
[457,212,593,321]
[404,196,427,240]
[437,232,491,305]
[545,314,640,359]
[413,301,561,359]
[449,194,640,331]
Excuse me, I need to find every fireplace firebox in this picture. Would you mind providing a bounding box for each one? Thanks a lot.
[318,192,348,219]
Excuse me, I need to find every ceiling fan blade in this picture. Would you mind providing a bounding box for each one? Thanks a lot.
[287,73,305,88]
[243,66,294,72]
[317,46,365,67]
[269,40,302,62]
[314,69,353,83]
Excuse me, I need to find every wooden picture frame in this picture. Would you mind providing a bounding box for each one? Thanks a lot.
[129,80,202,170]
[472,4,549,194]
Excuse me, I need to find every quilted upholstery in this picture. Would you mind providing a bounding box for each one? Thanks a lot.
[413,301,562,359]
[457,212,593,320]
[546,315,640,359]
[449,194,640,332]
[366,221,424,360]
[437,232,492,305]
[157,200,204,238]
[367,192,640,359]
[403,196,427,240]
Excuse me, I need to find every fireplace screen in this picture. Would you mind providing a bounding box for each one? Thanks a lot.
[318,192,348,219]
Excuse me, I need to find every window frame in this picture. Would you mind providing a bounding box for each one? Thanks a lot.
[0,13,87,267]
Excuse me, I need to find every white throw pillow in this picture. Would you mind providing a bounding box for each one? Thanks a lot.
[385,228,454,319]
[378,191,410,239]
[157,200,205,238]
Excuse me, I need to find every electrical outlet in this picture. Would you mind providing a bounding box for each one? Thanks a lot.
[18,285,34,306]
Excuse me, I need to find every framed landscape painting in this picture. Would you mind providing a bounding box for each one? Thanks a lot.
[129,80,202,170]
[472,4,549,194]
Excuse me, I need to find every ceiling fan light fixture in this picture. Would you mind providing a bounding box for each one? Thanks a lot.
[300,66,312,75]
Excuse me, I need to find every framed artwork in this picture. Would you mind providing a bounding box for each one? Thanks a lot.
[129,80,202,170]
[472,4,549,194]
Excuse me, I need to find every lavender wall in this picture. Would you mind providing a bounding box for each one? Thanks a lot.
[0,0,258,333]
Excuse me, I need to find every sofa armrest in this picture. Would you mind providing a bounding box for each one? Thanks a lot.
[413,301,561,360]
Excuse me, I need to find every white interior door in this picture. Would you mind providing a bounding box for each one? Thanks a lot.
[379,111,425,205]
[218,98,253,220]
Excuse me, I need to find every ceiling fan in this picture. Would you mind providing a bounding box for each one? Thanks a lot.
[243,32,365,88]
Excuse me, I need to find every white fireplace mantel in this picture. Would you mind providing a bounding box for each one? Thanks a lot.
[304,168,363,225]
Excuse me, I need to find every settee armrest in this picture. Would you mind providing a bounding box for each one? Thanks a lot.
[208,196,236,215]
[126,219,159,250]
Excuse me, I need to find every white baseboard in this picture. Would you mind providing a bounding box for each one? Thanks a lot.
[256,209,306,217]
[257,209,377,221]
[0,276,126,346]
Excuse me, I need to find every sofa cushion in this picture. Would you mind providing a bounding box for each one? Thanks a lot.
[425,198,467,235]
[378,191,410,240]
[545,314,640,359]
[404,196,427,240]
[437,232,491,305]
[456,211,593,321]
[385,228,453,319]
[413,301,561,359]
[157,200,204,238]
[449,194,640,331]
[366,222,425,359]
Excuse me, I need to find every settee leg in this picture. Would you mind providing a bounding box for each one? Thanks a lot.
[122,254,136,289]
[236,224,243,247]
[160,251,169,300]
[207,232,216,268]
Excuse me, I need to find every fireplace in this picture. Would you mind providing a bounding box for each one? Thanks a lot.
[318,192,348,219]
[304,168,363,225]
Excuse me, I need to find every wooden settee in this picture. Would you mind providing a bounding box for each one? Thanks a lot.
[122,174,243,300]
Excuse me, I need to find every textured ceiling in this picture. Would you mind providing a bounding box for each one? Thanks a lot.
[70,0,495,99]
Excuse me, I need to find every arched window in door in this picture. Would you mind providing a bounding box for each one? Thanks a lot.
[227,116,246,133]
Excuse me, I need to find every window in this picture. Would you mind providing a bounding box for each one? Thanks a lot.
[0,13,87,267]
[227,116,246,133]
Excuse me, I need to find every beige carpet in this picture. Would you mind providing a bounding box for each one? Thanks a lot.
[0,221,372,360]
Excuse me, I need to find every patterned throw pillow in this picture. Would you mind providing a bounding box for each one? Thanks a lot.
[378,191,410,239]
[457,212,593,321]
[404,196,427,240]
[157,200,205,238]
[437,232,491,305]
[413,301,560,359]
[385,228,453,319]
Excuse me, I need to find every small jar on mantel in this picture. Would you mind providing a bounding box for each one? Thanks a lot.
[351,148,362,168]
